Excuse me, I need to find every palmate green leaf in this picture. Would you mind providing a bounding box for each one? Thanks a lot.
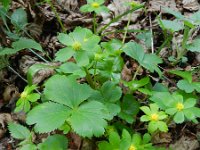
[186,38,200,52]
[26,102,71,133]
[168,70,192,83]
[140,54,162,76]
[177,80,200,93]
[8,123,30,140]
[69,101,108,137]
[11,8,27,29]
[89,81,122,119]
[123,42,144,62]
[177,80,196,93]
[123,42,162,75]
[38,134,68,150]
[44,75,93,108]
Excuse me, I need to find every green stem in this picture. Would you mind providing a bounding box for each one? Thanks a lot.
[93,13,97,34]
[133,65,141,80]
[93,61,98,88]
[84,67,95,89]
[48,1,66,33]
[177,26,191,60]
[97,4,144,34]
[122,14,132,44]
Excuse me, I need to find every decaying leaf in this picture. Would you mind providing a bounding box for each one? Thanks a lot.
[170,135,199,150]
[3,85,19,103]
[0,113,13,129]
[148,0,178,12]
[182,0,200,11]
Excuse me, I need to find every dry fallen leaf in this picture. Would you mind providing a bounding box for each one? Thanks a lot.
[148,0,178,12]
[182,0,200,11]
[170,135,199,150]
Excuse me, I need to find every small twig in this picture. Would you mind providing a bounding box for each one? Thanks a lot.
[8,66,27,83]
[149,14,154,53]
[8,65,41,94]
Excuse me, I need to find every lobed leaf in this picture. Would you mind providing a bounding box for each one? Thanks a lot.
[26,102,71,133]
[8,123,30,140]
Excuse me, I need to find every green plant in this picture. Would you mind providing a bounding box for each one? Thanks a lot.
[150,92,200,123]
[98,129,154,150]
[140,103,168,133]
[80,0,109,14]
[8,122,68,150]
[15,85,40,113]
[158,7,200,63]
[169,70,200,93]
[8,122,37,150]
[4,1,200,149]
[55,27,100,66]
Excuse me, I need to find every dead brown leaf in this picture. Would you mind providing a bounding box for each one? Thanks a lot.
[170,135,199,150]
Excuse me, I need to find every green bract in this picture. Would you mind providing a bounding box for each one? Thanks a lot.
[98,129,153,150]
[15,85,40,113]
[80,0,109,14]
[56,27,100,66]
[140,103,168,133]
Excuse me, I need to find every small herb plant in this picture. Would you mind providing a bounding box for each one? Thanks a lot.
[15,85,40,113]
[98,129,154,150]
[8,122,68,150]
[140,103,168,133]
[80,0,109,14]
[1,0,199,149]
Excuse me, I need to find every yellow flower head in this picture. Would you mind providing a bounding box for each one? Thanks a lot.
[176,102,184,111]
[150,113,159,121]
[21,91,28,99]
[129,144,137,150]
[72,42,81,51]
[91,2,100,8]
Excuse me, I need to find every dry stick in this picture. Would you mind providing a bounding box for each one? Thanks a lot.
[149,14,154,53]
[8,66,41,94]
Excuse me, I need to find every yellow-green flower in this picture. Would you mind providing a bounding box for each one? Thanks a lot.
[80,0,109,14]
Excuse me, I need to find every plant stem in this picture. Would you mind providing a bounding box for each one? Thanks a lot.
[93,13,97,34]
[84,67,95,89]
[122,14,132,44]
[97,4,144,34]
[133,65,141,80]
[177,26,191,60]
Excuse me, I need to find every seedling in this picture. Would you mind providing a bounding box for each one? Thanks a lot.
[140,103,168,133]
[15,85,40,113]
